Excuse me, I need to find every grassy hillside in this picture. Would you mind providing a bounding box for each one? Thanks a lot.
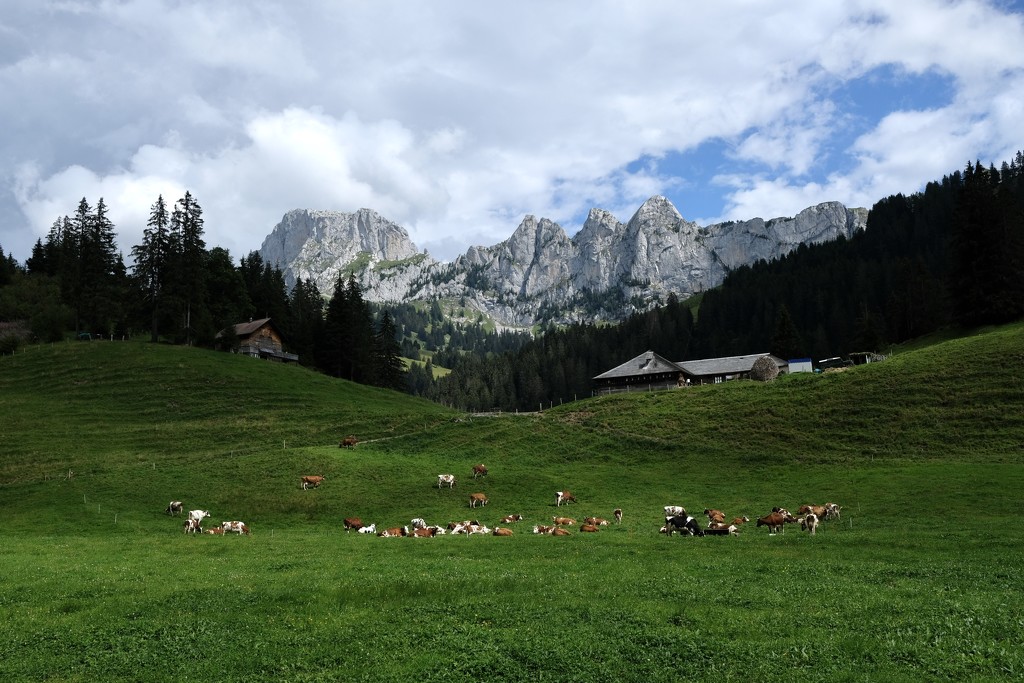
[0,326,1022,681]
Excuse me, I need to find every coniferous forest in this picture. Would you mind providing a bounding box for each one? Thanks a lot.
[1,154,1022,410]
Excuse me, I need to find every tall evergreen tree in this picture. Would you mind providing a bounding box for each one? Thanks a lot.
[373,310,406,390]
[770,304,805,360]
[170,191,208,344]
[131,195,172,342]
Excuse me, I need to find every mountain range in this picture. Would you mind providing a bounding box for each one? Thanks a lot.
[258,196,867,329]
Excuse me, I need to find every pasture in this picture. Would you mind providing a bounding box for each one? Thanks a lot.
[1,326,1023,681]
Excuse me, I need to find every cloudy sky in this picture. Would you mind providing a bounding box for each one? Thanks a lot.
[2,1,1023,264]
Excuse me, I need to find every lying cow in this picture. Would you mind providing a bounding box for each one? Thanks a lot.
[222,520,251,535]
[437,474,456,489]
[579,524,600,533]
[732,516,750,525]
[301,475,324,490]
[533,524,556,535]
[378,527,408,537]
[205,526,224,535]
[411,527,437,538]
[500,514,523,523]
[583,516,609,526]
[552,516,576,526]
[551,527,571,536]
[343,517,364,532]
[704,524,739,536]
[555,490,576,507]
[166,501,183,516]
[357,523,377,535]
[492,527,514,536]
[665,515,704,536]
[704,508,726,525]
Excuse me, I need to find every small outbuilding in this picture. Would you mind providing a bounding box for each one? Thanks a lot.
[216,318,298,363]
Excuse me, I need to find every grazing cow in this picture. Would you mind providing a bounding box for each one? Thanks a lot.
[551,527,571,536]
[493,527,514,536]
[614,508,623,524]
[166,501,183,516]
[378,527,408,537]
[301,475,325,490]
[584,517,609,526]
[340,435,358,448]
[801,513,820,535]
[555,491,577,507]
[472,464,488,479]
[580,524,600,533]
[704,525,739,536]
[205,527,224,535]
[437,474,456,489]
[357,523,377,534]
[188,509,210,523]
[756,511,795,534]
[222,520,251,535]
[731,516,750,525]
[343,517,364,532]
[704,508,726,525]
[665,515,705,536]
[183,518,202,534]
[664,505,687,517]
[552,516,576,526]
[500,514,523,523]
[824,503,842,520]
[469,493,489,508]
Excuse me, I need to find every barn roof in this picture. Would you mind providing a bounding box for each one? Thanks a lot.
[593,350,683,380]
[218,317,273,338]
[677,353,786,377]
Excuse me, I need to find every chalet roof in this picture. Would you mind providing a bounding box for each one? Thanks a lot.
[593,350,683,380]
[219,317,273,338]
[677,353,787,377]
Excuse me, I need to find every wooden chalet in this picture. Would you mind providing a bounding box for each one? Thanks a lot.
[593,350,788,395]
[217,318,298,363]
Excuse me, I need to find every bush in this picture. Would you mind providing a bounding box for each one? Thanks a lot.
[0,333,22,355]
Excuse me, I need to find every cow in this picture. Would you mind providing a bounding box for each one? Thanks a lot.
[472,464,488,479]
[410,518,428,530]
[448,519,479,531]
[469,493,488,508]
[614,508,623,524]
[580,524,600,533]
[343,517,364,532]
[756,511,795,534]
[552,516,576,526]
[584,517,609,526]
[437,474,456,489]
[411,527,437,538]
[222,520,251,535]
[427,525,447,535]
[340,435,358,448]
[301,475,325,490]
[555,491,576,507]
[704,525,739,536]
[798,504,827,518]
[493,527,514,536]
[824,503,842,520]
[551,527,571,536]
[357,523,377,534]
[704,508,726,525]
[165,501,183,516]
[500,514,523,523]
[205,526,225,535]
[533,524,556,534]
[467,524,491,535]
[183,518,202,534]
[665,515,704,536]
[731,516,750,525]
[801,513,819,535]
[664,505,687,517]
[188,510,210,523]
[378,527,408,537]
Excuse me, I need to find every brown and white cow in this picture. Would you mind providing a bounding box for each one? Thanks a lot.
[343,517,364,532]
[664,505,687,517]
[533,524,555,535]
[472,464,488,479]
[756,511,795,534]
[378,526,408,537]
[437,474,456,489]
[798,504,827,518]
[801,513,820,535]
[731,516,750,525]
[492,527,514,536]
[579,524,600,533]
[552,516,576,526]
[166,501,183,516]
[469,492,489,508]
[205,526,225,535]
[411,527,437,538]
[222,520,251,535]
[555,490,576,507]
[704,508,726,525]
[583,517,609,526]
[301,475,325,490]
[500,514,523,523]
[183,518,202,534]
[340,435,358,448]
[824,502,842,520]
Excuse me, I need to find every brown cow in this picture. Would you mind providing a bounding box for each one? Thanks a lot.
[731,516,750,525]
[301,475,325,490]
[469,492,489,508]
[756,511,796,534]
[704,508,726,525]
[205,526,225,535]
[555,490,576,507]
[411,527,437,538]
[584,517,609,526]
[492,527,514,536]
[580,524,600,533]
[551,527,571,536]
[378,527,408,537]
[798,504,827,518]
[340,435,358,448]
[552,516,576,526]
[472,464,488,479]
[343,517,364,532]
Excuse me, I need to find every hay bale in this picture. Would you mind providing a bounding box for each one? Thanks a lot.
[749,355,779,382]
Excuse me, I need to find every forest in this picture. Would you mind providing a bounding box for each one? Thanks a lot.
[1,153,1022,410]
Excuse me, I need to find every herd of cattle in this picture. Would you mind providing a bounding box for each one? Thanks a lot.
[167,461,842,540]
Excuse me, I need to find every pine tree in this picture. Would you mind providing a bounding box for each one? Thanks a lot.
[770,303,805,360]
[131,195,171,342]
[373,310,406,390]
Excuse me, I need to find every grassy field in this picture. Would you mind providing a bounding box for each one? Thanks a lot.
[1,325,1023,681]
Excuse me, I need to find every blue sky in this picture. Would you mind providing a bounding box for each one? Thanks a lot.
[1,1,1023,264]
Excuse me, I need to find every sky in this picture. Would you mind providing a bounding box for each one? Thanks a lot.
[2,1,1023,265]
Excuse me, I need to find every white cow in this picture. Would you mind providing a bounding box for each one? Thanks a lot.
[221,520,250,535]
[357,523,377,534]
[664,505,687,517]
[189,509,210,522]
[437,474,456,489]
[410,518,428,529]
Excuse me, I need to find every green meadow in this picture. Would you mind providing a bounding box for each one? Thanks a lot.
[1,325,1023,681]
